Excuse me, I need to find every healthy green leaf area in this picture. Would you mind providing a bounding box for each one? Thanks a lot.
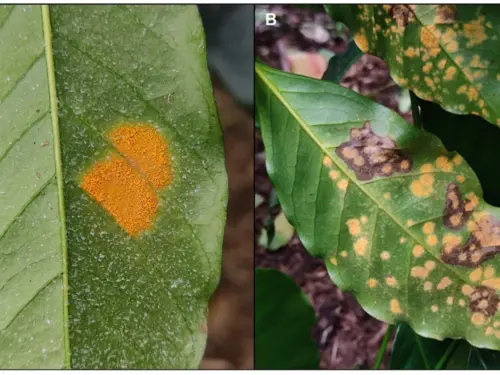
[0,5,227,369]
[256,62,500,351]
[325,5,500,128]
[255,268,319,369]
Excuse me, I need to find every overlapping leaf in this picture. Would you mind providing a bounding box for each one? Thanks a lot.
[256,62,500,350]
[0,5,226,368]
[325,5,500,127]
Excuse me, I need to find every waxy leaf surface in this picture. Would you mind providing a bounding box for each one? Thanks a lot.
[256,62,500,350]
[0,5,227,369]
[325,5,500,127]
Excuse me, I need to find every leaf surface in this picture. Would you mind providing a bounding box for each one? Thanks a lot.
[390,323,500,369]
[325,5,500,127]
[255,268,319,369]
[256,62,500,351]
[0,5,226,369]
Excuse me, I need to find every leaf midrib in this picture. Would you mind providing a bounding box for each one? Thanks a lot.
[41,5,70,369]
[256,64,470,289]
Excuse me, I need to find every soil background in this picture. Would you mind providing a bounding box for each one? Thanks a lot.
[255,5,413,369]
[201,81,255,370]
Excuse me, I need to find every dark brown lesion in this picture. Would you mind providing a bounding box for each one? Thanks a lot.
[435,5,457,24]
[443,183,473,230]
[469,286,499,317]
[442,214,500,267]
[335,122,412,181]
[386,5,417,28]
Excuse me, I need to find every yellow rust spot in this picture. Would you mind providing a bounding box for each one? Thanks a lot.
[482,278,500,290]
[444,66,456,81]
[463,17,487,47]
[381,251,390,260]
[423,222,435,234]
[470,268,483,282]
[354,30,369,52]
[420,27,440,56]
[436,156,453,172]
[437,277,452,290]
[412,245,424,257]
[462,284,474,296]
[383,192,391,200]
[447,296,454,305]
[337,179,348,191]
[361,216,368,224]
[404,47,419,58]
[390,299,402,314]
[431,305,439,312]
[424,281,433,291]
[453,155,463,165]
[423,62,433,73]
[437,59,447,70]
[471,312,486,326]
[411,266,429,279]
[386,276,397,287]
[410,174,434,198]
[367,278,378,288]
[484,265,495,279]
[457,85,467,94]
[108,124,172,189]
[323,156,333,168]
[407,219,415,227]
[486,327,495,336]
[330,257,338,266]
[426,234,438,246]
[329,170,340,180]
[443,233,462,254]
[420,163,434,173]
[457,175,465,183]
[354,237,368,256]
[340,250,348,258]
[347,218,362,236]
[425,260,436,270]
[459,298,466,306]
[467,87,479,101]
[81,153,159,236]
[424,77,436,91]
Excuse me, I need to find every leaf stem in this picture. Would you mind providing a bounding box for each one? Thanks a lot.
[410,91,422,129]
[434,341,459,370]
[373,324,393,370]
[42,4,71,368]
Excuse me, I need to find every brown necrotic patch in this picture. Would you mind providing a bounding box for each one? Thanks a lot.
[386,5,416,28]
[442,213,500,267]
[335,121,412,181]
[469,286,499,317]
[443,183,473,230]
[435,5,457,24]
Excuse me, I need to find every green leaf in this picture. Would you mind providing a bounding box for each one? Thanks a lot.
[321,39,363,83]
[255,268,320,369]
[390,323,500,369]
[324,5,500,127]
[256,61,500,351]
[0,5,227,369]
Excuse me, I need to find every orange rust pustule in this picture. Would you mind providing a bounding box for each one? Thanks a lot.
[107,124,173,189]
[81,153,158,236]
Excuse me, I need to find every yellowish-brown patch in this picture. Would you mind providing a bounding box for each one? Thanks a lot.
[390,299,402,314]
[412,245,424,257]
[381,251,391,261]
[423,222,435,234]
[367,278,378,288]
[431,305,439,312]
[386,276,398,287]
[337,179,348,191]
[354,237,368,256]
[437,277,452,290]
[424,281,433,291]
[471,312,486,326]
[347,218,362,236]
[447,296,454,305]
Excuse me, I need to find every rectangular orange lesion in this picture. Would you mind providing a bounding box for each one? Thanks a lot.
[81,153,158,236]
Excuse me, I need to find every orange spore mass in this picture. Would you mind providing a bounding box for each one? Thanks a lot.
[80,124,173,236]
[108,124,173,189]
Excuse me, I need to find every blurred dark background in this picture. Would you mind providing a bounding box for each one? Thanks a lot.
[197,5,254,369]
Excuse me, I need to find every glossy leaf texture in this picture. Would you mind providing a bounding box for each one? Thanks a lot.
[255,268,319,369]
[256,62,500,351]
[390,323,500,369]
[325,5,500,127]
[0,5,227,369]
